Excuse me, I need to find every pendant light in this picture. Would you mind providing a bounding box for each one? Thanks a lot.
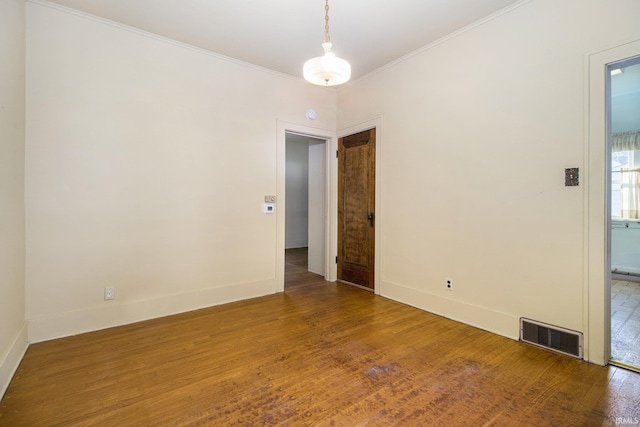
[303,0,351,86]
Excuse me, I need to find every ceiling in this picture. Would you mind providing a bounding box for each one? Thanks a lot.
[44,0,523,81]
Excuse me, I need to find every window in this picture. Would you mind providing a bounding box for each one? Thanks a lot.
[612,150,636,219]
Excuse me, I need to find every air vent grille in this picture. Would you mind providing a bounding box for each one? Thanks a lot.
[520,318,583,359]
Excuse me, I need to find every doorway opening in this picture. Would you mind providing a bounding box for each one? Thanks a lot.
[609,56,640,371]
[284,132,328,289]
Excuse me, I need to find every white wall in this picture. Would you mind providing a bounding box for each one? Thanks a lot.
[337,0,640,341]
[285,140,309,248]
[0,0,28,398]
[612,221,640,276]
[308,141,326,276]
[25,1,336,342]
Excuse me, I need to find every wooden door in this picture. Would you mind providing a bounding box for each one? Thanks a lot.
[338,128,376,290]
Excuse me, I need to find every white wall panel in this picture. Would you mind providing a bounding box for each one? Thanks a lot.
[0,0,28,399]
[338,0,640,343]
[25,2,336,341]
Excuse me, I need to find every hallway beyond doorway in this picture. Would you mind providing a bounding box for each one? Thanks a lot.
[611,279,640,370]
[285,247,324,289]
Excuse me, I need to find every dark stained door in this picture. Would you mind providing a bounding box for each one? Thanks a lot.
[338,128,376,290]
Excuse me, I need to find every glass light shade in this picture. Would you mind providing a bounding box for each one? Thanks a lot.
[303,42,351,86]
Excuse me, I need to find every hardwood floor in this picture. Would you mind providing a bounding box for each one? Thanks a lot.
[2,274,640,425]
[285,247,324,289]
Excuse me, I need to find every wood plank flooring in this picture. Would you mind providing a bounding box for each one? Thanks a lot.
[2,261,640,425]
[285,247,324,290]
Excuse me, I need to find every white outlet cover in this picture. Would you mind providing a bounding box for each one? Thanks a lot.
[263,203,275,214]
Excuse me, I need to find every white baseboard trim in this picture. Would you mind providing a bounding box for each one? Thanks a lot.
[28,279,277,343]
[380,280,520,340]
[0,323,29,400]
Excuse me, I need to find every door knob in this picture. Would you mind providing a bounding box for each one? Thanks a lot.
[368,213,374,227]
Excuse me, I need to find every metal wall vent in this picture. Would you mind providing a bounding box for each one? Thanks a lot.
[520,318,583,359]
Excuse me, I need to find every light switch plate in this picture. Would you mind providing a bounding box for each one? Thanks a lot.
[265,195,276,203]
[565,168,579,186]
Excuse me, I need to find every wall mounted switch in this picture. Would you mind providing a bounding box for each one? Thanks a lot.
[565,168,579,186]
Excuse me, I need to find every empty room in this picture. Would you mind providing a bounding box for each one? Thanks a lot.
[2,0,640,425]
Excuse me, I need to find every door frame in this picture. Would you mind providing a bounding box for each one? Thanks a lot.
[586,38,640,365]
[276,117,383,294]
[276,121,337,292]
[338,117,383,295]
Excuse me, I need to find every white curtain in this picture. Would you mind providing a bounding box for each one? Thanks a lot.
[621,168,640,219]
[612,131,640,152]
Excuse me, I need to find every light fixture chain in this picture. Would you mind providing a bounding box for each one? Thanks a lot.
[324,0,330,42]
